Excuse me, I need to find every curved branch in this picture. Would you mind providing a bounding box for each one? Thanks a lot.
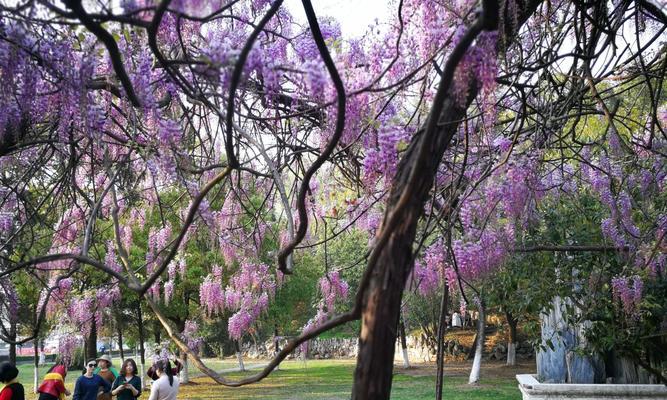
[1,253,133,288]
[63,0,142,107]
[277,0,347,273]
[145,294,357,387]
[140,167,232,294]
[237,130,294,271]
[514,244,631,252]
[225,0,285,168]
[355,7,489,309]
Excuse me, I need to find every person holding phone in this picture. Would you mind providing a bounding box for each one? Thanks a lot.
[147,360,178,400]
[111,359,141,400]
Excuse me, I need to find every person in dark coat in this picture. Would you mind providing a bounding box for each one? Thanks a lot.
[72,359,111,400]
[0,361,24,400]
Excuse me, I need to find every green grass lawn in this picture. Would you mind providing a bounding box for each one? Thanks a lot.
[17,358,260,395]
[19,359,527,400]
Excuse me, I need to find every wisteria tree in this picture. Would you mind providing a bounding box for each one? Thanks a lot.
[1,0,666,398]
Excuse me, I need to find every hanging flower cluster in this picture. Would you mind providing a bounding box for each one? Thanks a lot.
[199,263,276,340]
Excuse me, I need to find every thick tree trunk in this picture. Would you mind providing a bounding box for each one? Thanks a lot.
[349,1,543,397]
[352,63,487,396]
[87,317,98,361]
[398,317,410,369]
[352,227,415,398]
[506,312,518,366]
[351,60,473,400]
[469,302,485,384]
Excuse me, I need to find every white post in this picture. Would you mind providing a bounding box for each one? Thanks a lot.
[469,302,485,384]
[236,351,245,371]
[507,342,517,366]
[236,340,245,371]
[139,362,145,389]
[402,347,410,369]
[180,353,189,384]
[33,365,38,394]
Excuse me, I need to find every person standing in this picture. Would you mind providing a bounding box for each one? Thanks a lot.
[94,355,118,382]
[0,362,24,400]
[452,312,462,329]
[146,353,181,382]
[111,359,141,400]
[72,360,111,400]
[94,355,117,400]
[37,363,70,400]
[147,360,179,400]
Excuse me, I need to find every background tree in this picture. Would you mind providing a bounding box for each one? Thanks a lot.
[0,0,666,399]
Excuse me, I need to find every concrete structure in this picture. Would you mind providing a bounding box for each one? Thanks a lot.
[517,374,667,400]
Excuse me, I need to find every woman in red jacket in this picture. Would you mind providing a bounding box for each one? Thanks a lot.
[37,363,71,400]
[0,361,24,400]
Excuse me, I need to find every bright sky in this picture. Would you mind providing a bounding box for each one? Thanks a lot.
[284,0,395,38]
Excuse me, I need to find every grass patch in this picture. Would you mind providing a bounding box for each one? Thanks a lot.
[177,360,522,400]
[20,359,525,400]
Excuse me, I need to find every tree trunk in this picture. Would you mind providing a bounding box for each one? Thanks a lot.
[235,341,245,371]
[353,84,480,396]
[180,352,189,384]
[39,339,45,366]
[506,312,518,366]
[435,284,449,400]
[153,320,161,344]
[87,317,98,361]
[117,321,125,362]
[348,0,550,395]
[136,302,146,389]
[398,316,410,369]
[469,302,485,384]
[9,319,16,365]
[33,337,39,393]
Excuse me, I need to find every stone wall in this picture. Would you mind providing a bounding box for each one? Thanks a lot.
[240,336,534,362]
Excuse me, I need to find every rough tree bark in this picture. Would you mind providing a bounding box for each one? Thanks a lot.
[86,317,98,361]
[506,312,518,366]
[351,41,478,400]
